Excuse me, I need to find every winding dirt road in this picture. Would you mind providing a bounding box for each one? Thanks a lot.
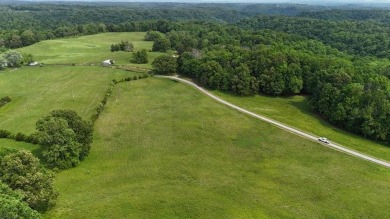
[156,75,390,169]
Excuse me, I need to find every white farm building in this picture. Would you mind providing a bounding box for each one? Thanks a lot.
[102,59,114,66]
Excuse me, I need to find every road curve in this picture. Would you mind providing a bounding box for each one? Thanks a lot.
[156,75,390,169]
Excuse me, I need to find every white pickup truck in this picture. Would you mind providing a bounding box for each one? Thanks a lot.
[318,137,330,144]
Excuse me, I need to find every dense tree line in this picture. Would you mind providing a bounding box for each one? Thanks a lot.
[299,9,390,26]
[0,2,372,52]
[237,15,390,58]
[0,2,330,33]
[1,2,388,60]
[0,20,171,50]
[0,2,250,49]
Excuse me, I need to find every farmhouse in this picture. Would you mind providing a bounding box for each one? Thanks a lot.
[102,59,114,66]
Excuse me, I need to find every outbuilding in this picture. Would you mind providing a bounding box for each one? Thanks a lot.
[28,61,39,66]
[102,59,114,66]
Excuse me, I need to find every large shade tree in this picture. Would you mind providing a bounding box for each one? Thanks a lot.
[152,55,177,75]
[3,50,23,67]
[0,150,58,212]
[35,110,93,169]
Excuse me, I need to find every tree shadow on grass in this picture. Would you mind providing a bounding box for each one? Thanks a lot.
[31,145,45,163]
[288,98,355,134]
[287,98,390,148]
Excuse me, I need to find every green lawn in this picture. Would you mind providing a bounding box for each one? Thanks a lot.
[212,91,390,162]
[45,78,390,218]
[0,66,138,134]
[18,32,164,68]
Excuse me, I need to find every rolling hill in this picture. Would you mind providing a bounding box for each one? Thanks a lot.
[0,32,389,218]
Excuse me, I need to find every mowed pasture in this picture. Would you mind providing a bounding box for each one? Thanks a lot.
[0,66,138,134]
[0,139,39,152]
[212,92,390,162]
[45,78,390,218]
[18,32,164,67]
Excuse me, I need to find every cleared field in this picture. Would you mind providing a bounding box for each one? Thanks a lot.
[212,92,390,162]
[0,66,137,134]
[45,78,390,218]
[18,32,164,67]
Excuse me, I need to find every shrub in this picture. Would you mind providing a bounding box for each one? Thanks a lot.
[142,74,149,78]
[145,31,163,41]
[96,102,104,114]
[0,56,6,70]
[14,132,28,141]
[0,96,11,107]
[0,130,12,138]
[131,49,148,64]
[26,132,41,144]
[111,41,134,52]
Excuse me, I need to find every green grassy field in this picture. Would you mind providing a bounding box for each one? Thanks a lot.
[0,66,138,134]
[18,32,164,68]
[0,139,39,153]
[211,92,390,162]
[1,32,389,218]
[44,78,390,218]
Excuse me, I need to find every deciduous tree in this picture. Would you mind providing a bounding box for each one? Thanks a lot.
[0,150,58,212]
[0,181,41,218]
[152,55,177,75]
[36,117,81,169]
[152,37,171,52]
[4,50,23,67]
[132,49,148,64]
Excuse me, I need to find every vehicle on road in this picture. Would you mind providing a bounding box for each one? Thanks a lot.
[318,137,330,144]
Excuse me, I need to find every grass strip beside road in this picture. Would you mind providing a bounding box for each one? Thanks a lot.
[211,91,390,162]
